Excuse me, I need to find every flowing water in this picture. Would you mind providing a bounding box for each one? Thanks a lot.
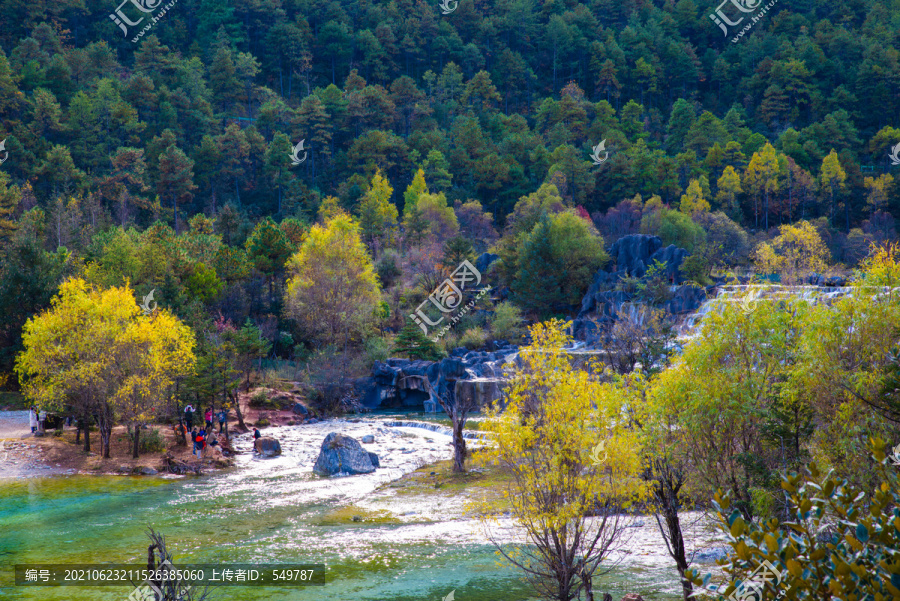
[0,414,718,601]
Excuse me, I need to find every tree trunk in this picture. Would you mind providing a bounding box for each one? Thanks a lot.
[648,458,693,601]
[178,414,187,446]
[230,392,247,430]
[132,423,140,459]
[452,417,467,473]
[98,404,113,459]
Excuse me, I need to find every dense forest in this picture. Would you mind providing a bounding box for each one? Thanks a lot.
[1,0,900,381]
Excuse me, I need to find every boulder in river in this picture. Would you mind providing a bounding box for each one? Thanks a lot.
[313,432,376,475]
[360,435,375,444]
[367,452,380,468]
[254,437,282,457]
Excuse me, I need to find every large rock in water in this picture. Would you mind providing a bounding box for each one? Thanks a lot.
[313,433,377,475]
[254,437,281,457]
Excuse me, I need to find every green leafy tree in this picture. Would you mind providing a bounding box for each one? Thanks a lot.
[513,211,608,313]
[245,217,293,305]
[392,319,442,361]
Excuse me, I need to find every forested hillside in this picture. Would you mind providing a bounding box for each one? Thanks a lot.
[1,0,899,380]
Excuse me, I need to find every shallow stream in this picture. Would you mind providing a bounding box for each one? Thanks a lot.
[0,414,721,600]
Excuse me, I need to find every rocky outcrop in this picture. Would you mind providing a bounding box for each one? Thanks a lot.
[572,234,702,342]
[360,345,518,411]
[313,433,377,475]
[608,234,688,283]
[475,252,500,274]
[254,437,282,457]
[609,234,663,277]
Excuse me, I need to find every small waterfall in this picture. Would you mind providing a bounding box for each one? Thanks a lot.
[679,284,857,338]
[383,420,491,440]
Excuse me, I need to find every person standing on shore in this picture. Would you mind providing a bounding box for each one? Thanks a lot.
[38,408,46,432]
[191,428,200,457]
[217,409,226,434]
[184,404,194,430]
[204,408,213,430]
[29,407,38,434]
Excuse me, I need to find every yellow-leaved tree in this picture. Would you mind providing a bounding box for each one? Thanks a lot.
[678,178,710,215]
[356,168,398,250]
[284,213,381,348]
[474,320,649,601]
[16,279,195,458]
[754,220,830,284]
[112,310,196,457]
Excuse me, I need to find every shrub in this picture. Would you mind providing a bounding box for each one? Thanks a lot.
[689,439,900,600]
[375,250,402,289]
[641,207,706,252]
[364,336,391,363]
[459,328,489,350]
[249,390,271,407]
[491,302,524,341]
[139,428,166,454]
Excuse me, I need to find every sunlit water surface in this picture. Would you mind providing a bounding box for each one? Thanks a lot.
[0,415,715,600]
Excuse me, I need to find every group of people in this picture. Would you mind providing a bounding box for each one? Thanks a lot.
[189,426,219,457]
[183,404,228,458]
[28,407,46,434]
[183,404,227,433]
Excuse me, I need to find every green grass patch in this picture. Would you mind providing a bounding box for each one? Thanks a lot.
[382,452,512,509]
[0,391,28,410]
[312,505,401,526]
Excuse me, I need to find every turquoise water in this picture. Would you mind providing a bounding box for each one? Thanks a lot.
[0,418,685,601]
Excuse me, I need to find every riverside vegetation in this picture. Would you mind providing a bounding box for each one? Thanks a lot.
[1,0,900,599]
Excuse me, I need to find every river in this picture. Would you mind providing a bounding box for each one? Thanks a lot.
[0,414,721,600]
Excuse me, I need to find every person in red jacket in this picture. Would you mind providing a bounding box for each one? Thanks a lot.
[204,408,213,430]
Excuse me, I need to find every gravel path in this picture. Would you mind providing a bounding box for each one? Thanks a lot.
[0,410,32,439]
[0,411,73,479]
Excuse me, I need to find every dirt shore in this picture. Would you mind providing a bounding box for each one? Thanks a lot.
[0,401,303,480]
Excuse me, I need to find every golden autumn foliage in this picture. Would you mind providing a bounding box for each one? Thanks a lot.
[15,278,195,458]
[474,319,649,601]
[284,213,381,347]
